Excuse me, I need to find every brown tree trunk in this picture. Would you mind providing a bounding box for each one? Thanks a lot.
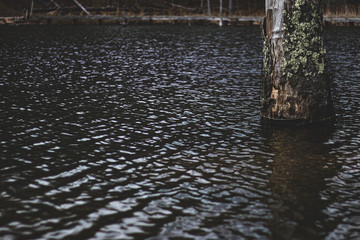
[261,0,334,124]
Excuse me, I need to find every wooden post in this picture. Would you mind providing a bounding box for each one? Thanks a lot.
[25,8,29,22]
[122,10,127,25]
[261,0,334,124]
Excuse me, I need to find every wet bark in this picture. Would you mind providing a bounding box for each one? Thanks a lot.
[261,0,334,124]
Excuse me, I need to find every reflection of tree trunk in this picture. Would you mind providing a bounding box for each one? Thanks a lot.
[261,0,334,124]
[264,124,338,239]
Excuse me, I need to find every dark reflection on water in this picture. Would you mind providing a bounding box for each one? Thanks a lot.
[0,25,359,239]
[263,124,339,240]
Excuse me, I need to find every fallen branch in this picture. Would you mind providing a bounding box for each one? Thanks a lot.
[73,0,90,15]
[168,3,196,11]
[49,0,61,9]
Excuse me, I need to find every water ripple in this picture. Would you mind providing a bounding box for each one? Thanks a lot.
[0,25,359,239]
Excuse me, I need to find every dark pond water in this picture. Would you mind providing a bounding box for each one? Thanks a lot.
[0,25,359,240]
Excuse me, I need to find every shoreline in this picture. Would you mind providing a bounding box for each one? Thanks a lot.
[1,15,360,26]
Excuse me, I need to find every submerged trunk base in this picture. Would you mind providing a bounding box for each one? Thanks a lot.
[260,114,335,127]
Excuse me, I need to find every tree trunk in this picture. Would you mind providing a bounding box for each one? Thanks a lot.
[30,0,34,17]
[261,0,334,124]
[207,0,211,16]
[219,0,223,26]
[229,0,233,16]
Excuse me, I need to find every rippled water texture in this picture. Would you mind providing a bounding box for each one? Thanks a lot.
[0,25,359,239]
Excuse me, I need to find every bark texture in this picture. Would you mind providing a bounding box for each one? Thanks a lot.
[261,0,334,124]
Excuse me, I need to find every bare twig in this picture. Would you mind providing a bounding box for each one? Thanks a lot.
[73,0,90,15]
[168,3,196,11]
[49,0,61,9]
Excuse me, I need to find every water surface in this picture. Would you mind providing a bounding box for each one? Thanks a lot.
[0,25,359,239]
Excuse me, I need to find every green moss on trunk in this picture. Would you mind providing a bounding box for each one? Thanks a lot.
[261,0,334,123]
[282,0,327,86]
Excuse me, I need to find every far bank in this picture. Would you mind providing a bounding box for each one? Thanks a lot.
[0,0,359,26]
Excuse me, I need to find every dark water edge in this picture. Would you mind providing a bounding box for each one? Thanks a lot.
[0,25,360,240]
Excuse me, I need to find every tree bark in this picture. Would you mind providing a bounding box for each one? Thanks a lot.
[261,0,334,124]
